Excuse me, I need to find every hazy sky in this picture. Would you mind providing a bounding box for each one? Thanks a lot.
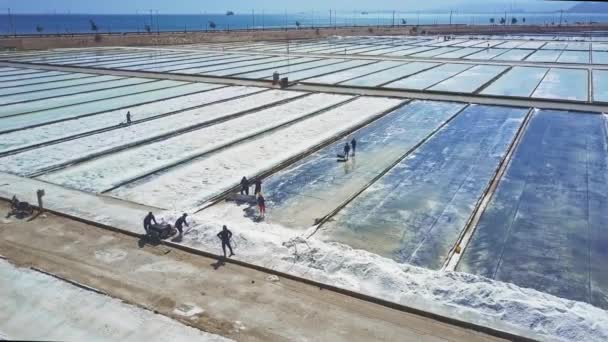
[1,0,572,14]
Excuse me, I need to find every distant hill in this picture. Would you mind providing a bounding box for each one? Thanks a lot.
[569,2,608,12]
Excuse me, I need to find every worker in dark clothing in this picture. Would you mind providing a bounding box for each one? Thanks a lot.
[217,225,234,258]
[254,179,262,196]
[343,142,351,161]
[240,176,249,196]
[350,138,357,157]
[126,111,132,125]
[143,212,157,233]
[257,193,266,218]
[174,213,189,235]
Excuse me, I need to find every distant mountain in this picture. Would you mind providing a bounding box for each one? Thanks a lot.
[569,2,608,12]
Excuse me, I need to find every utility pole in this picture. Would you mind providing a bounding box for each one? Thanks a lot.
[7,8,14,36]
[2,7,17,36]
[335,9,337,28]
[449,10,453,25]
[392,10,395,27]
[252,9,255,29]
[5,8,9,35]
[559,10,563,26]
[155,10,159,34]
[149,9,153,32]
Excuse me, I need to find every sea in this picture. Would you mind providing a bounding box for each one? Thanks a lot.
[2,12,608,35]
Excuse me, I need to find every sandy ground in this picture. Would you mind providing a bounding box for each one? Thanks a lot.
[0,201,504,342]
[0,260,230,342]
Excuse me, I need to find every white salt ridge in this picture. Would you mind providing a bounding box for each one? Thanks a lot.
[181,203,608,342]
[0,78,155,117]
[0,80,190,132]
[110,96,404,209]
[2,169,605,342]
[0,75,124,106]
[236,58,346,79]
[0,89,304,176]
[42,93,352,192]
[0,85,259,153]
[146,55,267,73]
[306,61,404,84]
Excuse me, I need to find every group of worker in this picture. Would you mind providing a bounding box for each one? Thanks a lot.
[143,212,189,235]
[143,212,236,258]
[140,135,361,260]
[240,177,266,219]
[343,137,357,161]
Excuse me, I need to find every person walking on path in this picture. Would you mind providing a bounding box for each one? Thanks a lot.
[257,193,266,219]
[240,176,249,196]
[343,142,351,161]
[174,213,189,236]
[217,225,234,258]
[143,212,157,233]
[126,111,132,125]
[350,138,357,157]
[254,179,262,196]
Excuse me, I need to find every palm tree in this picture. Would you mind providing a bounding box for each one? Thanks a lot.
[295,21,301,29]
[490,18,495,24]
[401,19,407,25]
[208,21,217,29]
[499,17,506,25]
[35,25,44,34]
[511,17,518,25]
[522,17,526,23]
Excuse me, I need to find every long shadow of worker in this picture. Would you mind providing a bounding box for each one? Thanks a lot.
[227,195,260,222]
[211,258,226,270]
[243,206,262,222]
[26,211,42,222]
[138,235,160,248]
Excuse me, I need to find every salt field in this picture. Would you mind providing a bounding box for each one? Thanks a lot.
[319,105,527,270]
[1,35,605,104]
[458,110,608,309]
[1,33,608,342]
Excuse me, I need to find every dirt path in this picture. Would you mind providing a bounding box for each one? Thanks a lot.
[0,202,505,341]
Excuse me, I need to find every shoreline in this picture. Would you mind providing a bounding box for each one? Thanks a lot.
[2,23,608,50]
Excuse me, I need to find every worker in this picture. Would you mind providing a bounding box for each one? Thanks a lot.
[343,142,351,161]
[217,225,235,258]
[174,213,189,235]
[350,138,357,157]
[240,176,249,196]
[254,179,262,196]
[257,193,266,218]
[143,212,157,233]
[126,111,132,125]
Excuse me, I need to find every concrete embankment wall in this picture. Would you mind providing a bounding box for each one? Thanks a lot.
[2,24,607,51]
